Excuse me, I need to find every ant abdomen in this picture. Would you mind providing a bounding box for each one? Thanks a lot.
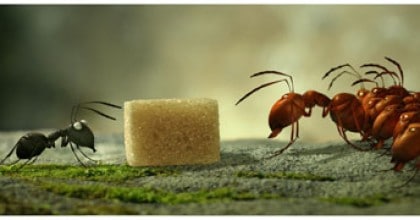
[15,133,51,160]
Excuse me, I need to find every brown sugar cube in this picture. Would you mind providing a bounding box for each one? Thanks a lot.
[124,98,220,166]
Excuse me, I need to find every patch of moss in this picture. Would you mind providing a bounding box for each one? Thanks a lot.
[0,194,53,215]
[68,203,138,215]
[320,194,393,208]
[37,180,280,205]
[0,164,179,182]
[0,193,137,215]
[235,170,335,182]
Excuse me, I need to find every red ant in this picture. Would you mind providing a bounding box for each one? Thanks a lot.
[357,57,420,185]
[390,120,420,186]
[235,71,330,158]
[353,57,412,149]
[360,56,410,98]
[321,63,371,150]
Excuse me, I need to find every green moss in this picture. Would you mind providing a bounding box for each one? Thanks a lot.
[235,170,335,182]
[0,193,137,215]
[0,164,179,182]
[72,203,138,215]
[320,194,393,207]
[37,180,280,205]
[0,194,53,214]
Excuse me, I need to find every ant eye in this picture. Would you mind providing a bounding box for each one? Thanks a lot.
[73,122,83,130]
[373,88,377,93]
[81,120,87,124]
[409,127,417,132]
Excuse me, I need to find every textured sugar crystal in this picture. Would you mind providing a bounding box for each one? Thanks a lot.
[124,98,220,166]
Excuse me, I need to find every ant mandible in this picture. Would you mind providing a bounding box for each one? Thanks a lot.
[0,101,122,168]
[236,70,330,158]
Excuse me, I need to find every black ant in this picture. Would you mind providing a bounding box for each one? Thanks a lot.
[0,101,122,168]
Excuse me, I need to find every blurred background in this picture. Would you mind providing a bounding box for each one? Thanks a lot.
[0,5,419,143]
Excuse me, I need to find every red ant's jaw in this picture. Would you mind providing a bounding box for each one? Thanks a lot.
[268,128,282,139]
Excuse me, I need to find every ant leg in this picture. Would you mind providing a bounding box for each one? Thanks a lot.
[340,126,369,151]
[16,157,37,170]
[70,143,87,167]
[61,136,68,148]
[392,161,405,171]
[334,114,368,151]
[322,106,330,118]
[28,156,39,165]
[7,159,21,166]
[76,145,98,162]
[350,101,366,141]
[375,149,391,159]
[304,107,312,117]
[374,139,385,150]
[266,121,299,159]
[376,166,395,172]
[395,169,418,188]
[0,144,18,165]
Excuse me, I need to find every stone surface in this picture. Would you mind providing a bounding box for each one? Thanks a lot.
[0,131,419,215]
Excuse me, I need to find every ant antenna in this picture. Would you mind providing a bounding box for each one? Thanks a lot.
[236,70,295,105]
[375,71,399,86]
[360,61,401,86]
[71,101,122,123]
[250,70,294,92]
[365,70,385,87]
[385,56,404,85]
[351,78,379,88]
[235,79,289,105]
[322,64,364,90]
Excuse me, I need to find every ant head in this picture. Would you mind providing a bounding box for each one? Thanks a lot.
[67,120,96,152]
[67,101,122,152]
[371,87,388,97]
[356,88,369,99]
[399,112,412,122]
[384,104,403,113]
[387,85,409,97]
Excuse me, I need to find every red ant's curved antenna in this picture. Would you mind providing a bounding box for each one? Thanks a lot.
[235,71,294,106]
[322,63,364,90]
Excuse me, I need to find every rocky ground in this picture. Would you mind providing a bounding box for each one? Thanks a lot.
[0,131,419,215]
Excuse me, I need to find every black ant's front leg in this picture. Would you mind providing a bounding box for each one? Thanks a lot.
[47,129,66,148]
[61,136,69,148]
